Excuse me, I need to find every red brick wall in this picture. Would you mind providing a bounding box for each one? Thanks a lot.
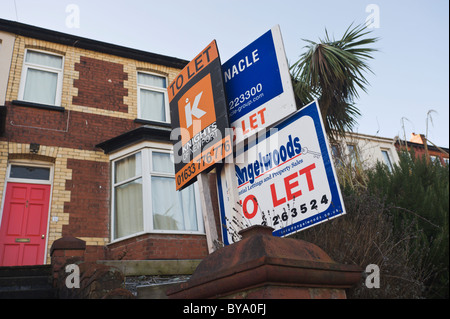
[64,159,110,238]
[85,246,106,262]
[395,143,449,165]
[3,103,139,151]
[106,233,208,260]
[73,56,128,113]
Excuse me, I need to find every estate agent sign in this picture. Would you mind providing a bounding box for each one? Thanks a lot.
[222,25,296,144]
[217,101,346,244]
[169,41,232,191]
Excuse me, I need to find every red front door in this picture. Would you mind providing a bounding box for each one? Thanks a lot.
[0,183,51,266]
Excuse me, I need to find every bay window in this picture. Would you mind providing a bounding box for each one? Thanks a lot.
[111,145,203,241]
[114,152,144,239]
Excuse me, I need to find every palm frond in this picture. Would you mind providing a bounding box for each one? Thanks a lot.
[291,23,378,139]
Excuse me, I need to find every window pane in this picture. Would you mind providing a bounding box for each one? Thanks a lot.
[152,152,174,174]
[347,145,357,166]
[23,68,58,105]
[114,178,143,238]
[140,88,166,122]
[347,145,355,155]
[331,144,343,167]
[115,152,142,183]
[138,73,166,88]
[381,150,393,172]
[151,176,197,231]
[178,183,198,231]
[10,165,50,180]
[26,51,62,69]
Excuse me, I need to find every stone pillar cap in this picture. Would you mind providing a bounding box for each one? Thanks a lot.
[167,225,362,299]
[50,236,86,256]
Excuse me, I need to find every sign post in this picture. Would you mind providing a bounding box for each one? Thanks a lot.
[196,172,219,253]
[217,101,346,245]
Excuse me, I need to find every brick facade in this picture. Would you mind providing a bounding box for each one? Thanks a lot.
[106,234,208,261]
[0,21,210,265]
[64,159,110,238]
[395,133,449,166]
[73,56,129,113]
[5,103,136,150]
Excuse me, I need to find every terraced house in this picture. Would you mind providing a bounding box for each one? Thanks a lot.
[0,19,216,267]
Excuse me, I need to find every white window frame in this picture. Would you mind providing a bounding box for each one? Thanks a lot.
[381,149,394,172]
[331,143,343,167]
[110,141,204,243]
[5,161,54,185]
[18,49,64,106]
[347,144,358,167]
[137,71,170,123]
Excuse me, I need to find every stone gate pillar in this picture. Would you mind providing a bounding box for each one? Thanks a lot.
[50,236,86,288]
[167,225,361,299]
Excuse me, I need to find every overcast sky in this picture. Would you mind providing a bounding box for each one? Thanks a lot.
[1,0,448,147]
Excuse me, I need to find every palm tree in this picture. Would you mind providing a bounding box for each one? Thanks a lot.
[290,24,378,141]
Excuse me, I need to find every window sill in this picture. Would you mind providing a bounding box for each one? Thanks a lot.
[107,230,206,246]
[12,100,65,112]
[134,118,171,128]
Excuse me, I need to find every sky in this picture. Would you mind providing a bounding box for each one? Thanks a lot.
[1,0,449,148]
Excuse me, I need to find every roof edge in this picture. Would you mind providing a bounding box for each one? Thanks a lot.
[395,139,449,154]
[96,125,173,154]
[0,18,188,69]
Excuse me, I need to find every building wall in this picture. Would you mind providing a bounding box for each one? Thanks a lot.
[332,132,400,170]
[106,233,208,260]
[396,134,449,166]
[0,33,208,264]
[0,31,15,104]
[409,144,447,163]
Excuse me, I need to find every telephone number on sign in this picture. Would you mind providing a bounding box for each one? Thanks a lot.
[240,193,329,227]
[228,83,263,110]
[176,136,232,188]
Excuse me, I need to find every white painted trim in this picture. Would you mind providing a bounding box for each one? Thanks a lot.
[108,140,172,161]
[18,49,64,106]
[110,144,205,243]
[6,161,54,185]
[0,161,55,265]
[136,71,171,124]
